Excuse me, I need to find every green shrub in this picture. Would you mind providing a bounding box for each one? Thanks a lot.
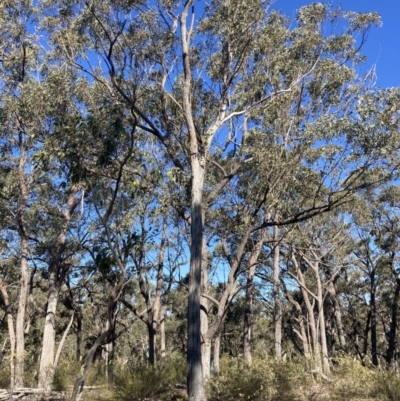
[207,356,308,401]
[373,370,400,401]
[53,359,82,391]
[108,355,187,401]
[0,359,10,388]
[330,356,376,400]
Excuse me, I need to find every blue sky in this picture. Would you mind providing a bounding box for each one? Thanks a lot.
[275,0,400,89]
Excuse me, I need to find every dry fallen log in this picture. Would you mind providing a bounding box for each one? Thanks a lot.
[0,388,68,401]
[0,385,106,401]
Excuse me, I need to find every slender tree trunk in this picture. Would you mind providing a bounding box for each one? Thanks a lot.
[363,310,371,359]
[318,299,330,374]
[15,151,30,388]
[299,315,310,357]
[327,281,346,351]
[149,220,167,365]
[15,247,29,389]
[187,158,206,400]
[148,324,156,366]
[70,241,126,401]
[105,335,113,379]
[202,337,212,379]
[160,306,166,360]
[105,317,114,380]
[386,277,400,370]
[327,311,336,357]
[0,277,16,389]
[76,310,83,361]
[213,334,220,374]
[273,226,282,360]
[243,228,266,364]
[283,283,310,358]
[54,312,74,370]
[181,1,206,392]
[313,262,330,375]
[243,270,254,365]
[201,235,210,378]
[370,272,379,366]
[70,329,113,401]
[38,274,59,390]
[293,255,320,369]
[354,328,361,360]
[38,186,78,390]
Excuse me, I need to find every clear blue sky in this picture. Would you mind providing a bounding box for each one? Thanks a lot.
[275,0,400,89]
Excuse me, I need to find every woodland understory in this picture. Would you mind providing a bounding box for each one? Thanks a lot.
[1,0,400,400]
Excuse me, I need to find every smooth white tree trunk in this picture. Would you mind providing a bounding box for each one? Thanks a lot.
[213,335,220,374]
[38,280,59,390]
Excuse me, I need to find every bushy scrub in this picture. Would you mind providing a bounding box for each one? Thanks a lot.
[0,359,10,389]
[108,355,187,401]
[373,370,400,401]
[53,359,83,391]
[329,357,376,400]
[207,356,308,401]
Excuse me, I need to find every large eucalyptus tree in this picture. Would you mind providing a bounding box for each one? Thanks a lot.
[39,1,399,398]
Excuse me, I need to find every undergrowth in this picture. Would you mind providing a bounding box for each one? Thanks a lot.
[49,355,400,401]
[207,356,310,401]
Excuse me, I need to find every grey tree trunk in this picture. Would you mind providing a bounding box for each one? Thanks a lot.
[299,315,310,357]
[149,220,167,365]
[202,338,212,379]
[15,152,30,388]
[243,272,254,365]
[75,310,83,361]
[386,254,400,371]
[187,159,206,401]
[70,329,113,401]
[310,260,330,375]
[201,236,210,378]
[38,186,78,390]
[148,324,156,366]
[38,280,59,390]
[370,278,379,366]
[273,226,282,361]
[54,312,74,370]
[0,278,16,389]
[213,335,220,374]
[243,229,266,364]
[181,2,206,398]
[327,281,346,351]
[104,319,113,379]
[15,247,28,389]
[283,285,310,357]
[299,253,329,374]
[292,255,320,369]
[386,277,400,370]
[160,306,166,359]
